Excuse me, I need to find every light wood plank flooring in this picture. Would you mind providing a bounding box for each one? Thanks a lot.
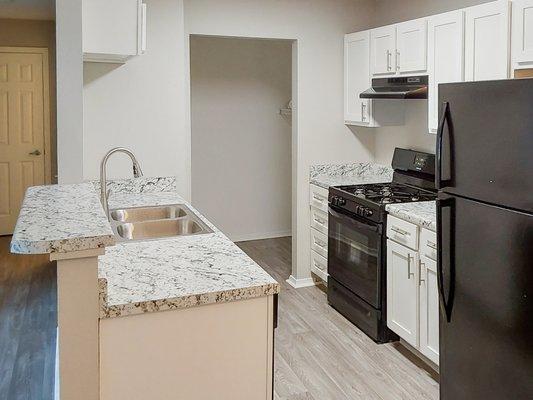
[237,237,439,400]
[0,235,438,400]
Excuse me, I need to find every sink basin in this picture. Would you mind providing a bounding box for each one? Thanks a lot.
[108,204,213,242]
[110,205,187,223]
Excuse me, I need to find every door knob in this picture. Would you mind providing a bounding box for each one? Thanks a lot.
[29,149,41,156]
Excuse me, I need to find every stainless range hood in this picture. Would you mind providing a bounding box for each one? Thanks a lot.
[360,75,428,99]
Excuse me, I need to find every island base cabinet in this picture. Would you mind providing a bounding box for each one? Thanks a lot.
[99,295,275,400]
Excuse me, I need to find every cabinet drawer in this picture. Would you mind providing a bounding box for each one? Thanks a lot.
[309,184,329,212]
[310,207,328,234]
[310,227,328,258]
[386,214,419,250]
[420,228,437,261]
[310,250,327,272]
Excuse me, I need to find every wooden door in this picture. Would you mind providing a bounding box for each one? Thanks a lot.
[0,48,50,235]
[371,25,396,75]
[386,239,419,347]
[396,18,428,74]
[465,0,510,81]
[427,10,465,133]
[344,31,370,125]
[419,255,439,365]
[512,0,533,69]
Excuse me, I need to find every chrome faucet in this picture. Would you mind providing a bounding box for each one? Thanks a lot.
[100,147,144,218]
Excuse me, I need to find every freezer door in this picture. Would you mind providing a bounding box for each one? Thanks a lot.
[436,79,533,213]
[437,193,533,400]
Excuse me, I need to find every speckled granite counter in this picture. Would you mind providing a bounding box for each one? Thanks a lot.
[99,189,279,318]
[310,162,393,189]
[11,177,280,319]
[10,183,115,254]
[386,201,436,231]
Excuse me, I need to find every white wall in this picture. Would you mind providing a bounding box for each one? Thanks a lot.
[190,36,292,242]
[367,0,495,164]
[185,0,376,283]
[82,0,189,195]
[56,0,84,183]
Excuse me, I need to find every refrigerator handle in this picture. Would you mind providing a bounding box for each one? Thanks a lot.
[436,196,455,323]
[436,101,451,190]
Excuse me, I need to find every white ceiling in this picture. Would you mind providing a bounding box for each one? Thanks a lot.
[0,0,55,21]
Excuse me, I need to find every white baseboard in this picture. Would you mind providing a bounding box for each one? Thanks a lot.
[232,230,291,243]
[286,275,315,288]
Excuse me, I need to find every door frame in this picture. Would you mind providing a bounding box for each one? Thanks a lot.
[0,46,52,184]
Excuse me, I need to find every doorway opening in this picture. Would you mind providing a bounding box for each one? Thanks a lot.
[190,35,295,248]
[0,12,57,235]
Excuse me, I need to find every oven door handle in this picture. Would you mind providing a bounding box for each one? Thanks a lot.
[328,206,379,233]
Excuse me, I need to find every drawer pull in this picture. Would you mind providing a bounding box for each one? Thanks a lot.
[315,238,327,248]
[391,226,411,236]
[427,241,437,250]
[312,194,325,202]
[313,260,325,271]
[314,216,326,225]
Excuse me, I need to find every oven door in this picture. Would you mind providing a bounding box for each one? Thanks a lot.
[328,205,382,308]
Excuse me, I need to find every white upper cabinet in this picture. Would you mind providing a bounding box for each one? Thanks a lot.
[512,0,533,69]
[371,25,397,75]
[83,0,147,63]
[344,32,371,125]
[427,10,465,133]
[396,19,428,74]
[464,0,510,81]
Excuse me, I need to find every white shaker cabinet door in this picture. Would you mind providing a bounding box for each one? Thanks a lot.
[396,18,428,74]
[512,0,533,69]
[427,10,465,133]
[371,25,396,75]
[387,240,419,347]
[464,0,510,81]
[344,31,371,125]
[419,255,440,365]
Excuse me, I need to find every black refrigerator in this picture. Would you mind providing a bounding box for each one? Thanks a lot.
[436,78,533,400]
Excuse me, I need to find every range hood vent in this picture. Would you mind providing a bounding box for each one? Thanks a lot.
[360,75,428,100]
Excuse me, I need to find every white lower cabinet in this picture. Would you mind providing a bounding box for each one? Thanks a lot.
[387,220,439,365]
[309,184,329,283]
[387,240,419,347]
[419,255,440,364]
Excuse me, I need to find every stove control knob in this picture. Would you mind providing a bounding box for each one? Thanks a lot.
[337,197,346,206]
[365,209,373,217]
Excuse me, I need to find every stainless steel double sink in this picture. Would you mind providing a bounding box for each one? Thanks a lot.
[109,204,213,242]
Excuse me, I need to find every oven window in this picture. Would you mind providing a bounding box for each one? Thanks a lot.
[328,208,381,308]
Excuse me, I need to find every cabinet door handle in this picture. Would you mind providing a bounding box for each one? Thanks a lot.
[407,254,414,279]
[391,226,410,236]
[386,50,391,71]
[419,260,426,285]
[29,149,41,156]
[361,102,367,121]
[427,241,437,250]
[315,238,327,248]
[396,50,400,70]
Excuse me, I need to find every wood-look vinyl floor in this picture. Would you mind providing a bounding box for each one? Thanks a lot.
[0,236,57,400]
[237,237,439,400]
[0,235,438,400]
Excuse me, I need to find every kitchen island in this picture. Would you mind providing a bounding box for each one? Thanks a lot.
[11,177,280,400]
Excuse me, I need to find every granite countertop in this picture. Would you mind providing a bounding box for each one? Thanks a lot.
[11,176,279,319]
[310,162,393,188]
[10,183,115,254]
[385,201,436,231]
[99,189,280,318]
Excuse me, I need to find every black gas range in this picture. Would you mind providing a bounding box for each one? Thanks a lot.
[327,148,436,343]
